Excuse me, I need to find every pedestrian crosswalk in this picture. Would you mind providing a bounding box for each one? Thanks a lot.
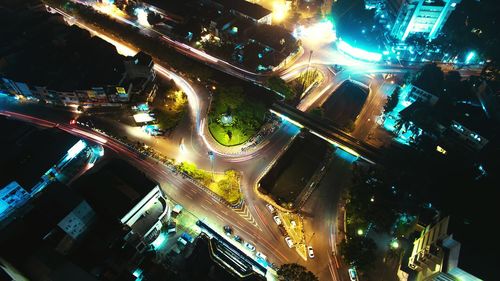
[233,202,260,230]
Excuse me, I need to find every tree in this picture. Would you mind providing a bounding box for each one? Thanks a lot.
[266,75,295,100]
[217,86,244,112]
[277,263,318,281]
[413,63,444,96]
[310,107,324,118]
[339,236,376,272]
[384,87,400,114]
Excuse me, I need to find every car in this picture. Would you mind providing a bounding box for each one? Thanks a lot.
[167,222,177,234]
[348,267,358,281]
[256,252,267,261]
[285,237,294,248]
[244,242,256,252]
[233,235,243,243]
[266,204,275,213]
[273,215,282,225]
[307,246,314,259]
[223,225,232,236]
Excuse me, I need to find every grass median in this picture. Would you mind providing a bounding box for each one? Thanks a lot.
[177,162,242,205]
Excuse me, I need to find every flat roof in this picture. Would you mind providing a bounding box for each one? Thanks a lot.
[0,116,80,190]
[73,159,159,221]
[0,182,82,262]
[0,9,125,91]
[133,113,155,123]
[212,0,271,20]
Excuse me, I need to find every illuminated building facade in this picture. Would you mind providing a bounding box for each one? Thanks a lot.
[405,84,439,106]
[391,0,461,41]
[74,159,170,251]
[408,217,483,281]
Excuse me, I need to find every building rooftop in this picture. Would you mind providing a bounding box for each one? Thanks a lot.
[0,8,125,92]
[0,116,80,190]
[212,0,271,20]
[0,182,82,262]
[73,159,159,221]
[449,103,498,139]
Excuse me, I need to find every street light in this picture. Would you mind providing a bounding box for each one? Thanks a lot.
[390,239,399,249]
[208,150,215,179]
[357,229,364,236]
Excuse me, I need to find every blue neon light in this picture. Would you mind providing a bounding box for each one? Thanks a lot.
[335,148,359,163]
[337,39,382,62]
[151,232,167,249]
[67,140,87,159]
[465,51,475,64]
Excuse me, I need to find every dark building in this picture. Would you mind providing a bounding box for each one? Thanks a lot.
[0,6,155,106]
[0,159,170,281]
[72,159,170,252]
[210,0,272,24]
[0,116,91,224]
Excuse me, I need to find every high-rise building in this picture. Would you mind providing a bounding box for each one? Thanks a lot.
[407,216,483,281]
[391,0,461,41]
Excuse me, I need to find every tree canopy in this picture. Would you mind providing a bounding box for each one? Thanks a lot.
[340,236,376,272]
[277,263,318,281]
[266,75,296,100]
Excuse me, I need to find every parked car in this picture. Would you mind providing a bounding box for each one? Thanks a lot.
[244,242,256,252]
[273,215,282,225]
[233,235,243,243]
[307,246,314,259]
[266,204,275,213]
[256,252,267,261]
[285,237,294,248]
[167,222,176,234]
[223,225,232,236]
[348,267,358,281]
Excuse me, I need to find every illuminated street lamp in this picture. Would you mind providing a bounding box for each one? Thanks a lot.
[357,229,364,236]
[390,239,399,249]
[208,150,215,179]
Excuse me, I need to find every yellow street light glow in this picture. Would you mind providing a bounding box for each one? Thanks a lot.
[273,1,288,23]
[357,229,364,236]
[135,8,151,27]
[293,20,336,45]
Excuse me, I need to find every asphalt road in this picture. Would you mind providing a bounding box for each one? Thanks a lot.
[14,4,482,280]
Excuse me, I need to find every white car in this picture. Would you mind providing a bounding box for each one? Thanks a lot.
[256,252,267,261]
[285,237,294,248]
[307,246,314,259]
[348,267,358,281]
[266,204,275,213]
[244,242,256,252]
[273,215,282,225]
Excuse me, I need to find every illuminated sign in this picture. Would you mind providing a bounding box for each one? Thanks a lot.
[436,145,447,155]
[116,87,127,95]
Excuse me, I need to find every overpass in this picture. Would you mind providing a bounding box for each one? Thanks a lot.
[270,102,383,164]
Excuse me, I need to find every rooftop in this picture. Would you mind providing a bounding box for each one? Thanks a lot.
[0,116,80,190]
[0,182,82,263]
[0,8,125,91]
[212,0,271,20]
[73,159,159,221]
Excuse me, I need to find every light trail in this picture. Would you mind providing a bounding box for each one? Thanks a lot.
[70,128,108,144]
[153,64,201,131]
